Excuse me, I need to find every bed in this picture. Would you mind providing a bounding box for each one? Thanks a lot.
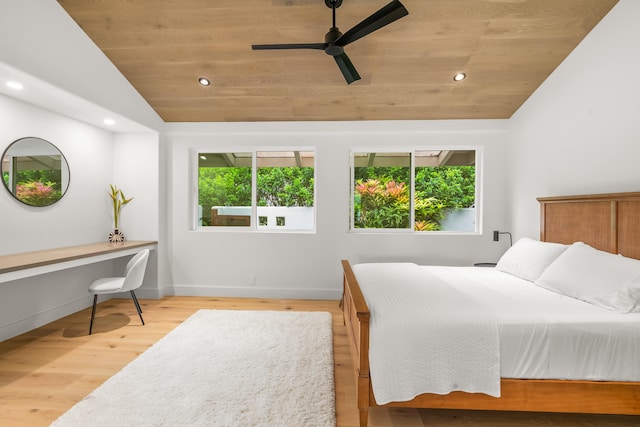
[341,192,640,427]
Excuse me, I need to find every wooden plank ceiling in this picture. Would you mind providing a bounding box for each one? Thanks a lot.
[57,0,617,122]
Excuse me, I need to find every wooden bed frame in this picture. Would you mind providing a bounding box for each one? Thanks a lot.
[342,192,640,427]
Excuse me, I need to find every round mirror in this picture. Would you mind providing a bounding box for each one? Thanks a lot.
[1,137,70,207]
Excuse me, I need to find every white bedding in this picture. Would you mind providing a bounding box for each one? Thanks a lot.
[352,263,640,405]
[352,263,501,405]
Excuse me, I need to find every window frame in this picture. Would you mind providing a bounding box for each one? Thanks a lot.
[349,146,482,234]
[191,147,317,233]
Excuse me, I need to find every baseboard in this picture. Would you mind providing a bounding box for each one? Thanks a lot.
[0,295,93,342]
[0,287,171,342]
[136,285,172,299]
[171,284,342,300]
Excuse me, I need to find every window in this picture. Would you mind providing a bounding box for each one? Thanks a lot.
[196,150,315,231]
[351,150,477,232]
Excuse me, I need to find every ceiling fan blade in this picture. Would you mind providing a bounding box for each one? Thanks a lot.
[334,53,361,84]
[336,0,408,47]
[252,43,326,50]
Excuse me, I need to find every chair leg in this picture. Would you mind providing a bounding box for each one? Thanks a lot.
[130,290,145,326]
[89,294,98,335]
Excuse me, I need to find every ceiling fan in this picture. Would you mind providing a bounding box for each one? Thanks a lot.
[251,0,409,84]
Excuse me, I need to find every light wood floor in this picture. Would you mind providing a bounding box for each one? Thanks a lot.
[1,296,638,427]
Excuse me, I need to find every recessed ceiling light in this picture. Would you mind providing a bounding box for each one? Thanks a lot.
[198,77,211,86]
[6,81,23,90]
[104,118,115,125]
[453,73,467,82]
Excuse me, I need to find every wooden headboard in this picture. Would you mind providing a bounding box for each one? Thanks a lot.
[538,192,640,260]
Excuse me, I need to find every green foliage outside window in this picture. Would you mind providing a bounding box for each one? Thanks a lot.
[198,166,314,226]
[257,167,314,207]
[416,166,475,209]
[354,165,475,231]
[196,155,473,231]
[199,167,252,208]
[198,167,251,226]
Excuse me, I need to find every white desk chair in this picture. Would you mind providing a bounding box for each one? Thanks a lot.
[88,249,149,335]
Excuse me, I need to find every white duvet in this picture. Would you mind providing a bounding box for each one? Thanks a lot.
[352,263,501,404]
[352,263,640,405]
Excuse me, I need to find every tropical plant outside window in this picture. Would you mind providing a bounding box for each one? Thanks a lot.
[352,150,477,232]
[197,150,315,231]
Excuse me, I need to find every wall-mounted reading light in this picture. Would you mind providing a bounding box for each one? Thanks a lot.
[493,230,513,246]
[198,77,211,86]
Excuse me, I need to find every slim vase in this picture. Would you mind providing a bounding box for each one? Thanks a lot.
[109,228,125,243]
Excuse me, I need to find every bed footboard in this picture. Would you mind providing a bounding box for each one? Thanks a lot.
[341,260,372,427]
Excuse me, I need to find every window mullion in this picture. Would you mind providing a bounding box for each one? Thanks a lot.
[192,149,200,230]
[410,151,415,232]
[349,151,355,231]
[251,151,257,230]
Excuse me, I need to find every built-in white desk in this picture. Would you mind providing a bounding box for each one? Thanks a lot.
[0,241,157,283]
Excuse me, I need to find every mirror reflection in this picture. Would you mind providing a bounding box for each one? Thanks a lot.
[1,137,70,207]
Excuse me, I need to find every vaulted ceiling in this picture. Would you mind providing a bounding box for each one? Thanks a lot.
[57,0,617,122]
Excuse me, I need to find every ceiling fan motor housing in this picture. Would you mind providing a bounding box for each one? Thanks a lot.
[324,27,344,56]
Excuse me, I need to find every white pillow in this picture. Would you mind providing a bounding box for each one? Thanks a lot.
[535,242,640,312]
[495,237,568,282]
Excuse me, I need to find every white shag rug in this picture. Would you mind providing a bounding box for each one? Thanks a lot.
[51,310,336,427]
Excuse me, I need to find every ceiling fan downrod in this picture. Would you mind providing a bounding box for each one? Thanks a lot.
[323,0,344,56]
[327,0,341,28]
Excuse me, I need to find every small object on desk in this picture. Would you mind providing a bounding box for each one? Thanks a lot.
[474,262,497,267]
[109,228,125,243]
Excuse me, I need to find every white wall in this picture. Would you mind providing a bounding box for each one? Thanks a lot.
[113,133,160,242]
[0,95,161,340]
[165,120,510,299]
[0,0,164,340]
[0,95,113,253]
[0,95,114,339]
[112,133,163,298]
[507,0,640,239]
